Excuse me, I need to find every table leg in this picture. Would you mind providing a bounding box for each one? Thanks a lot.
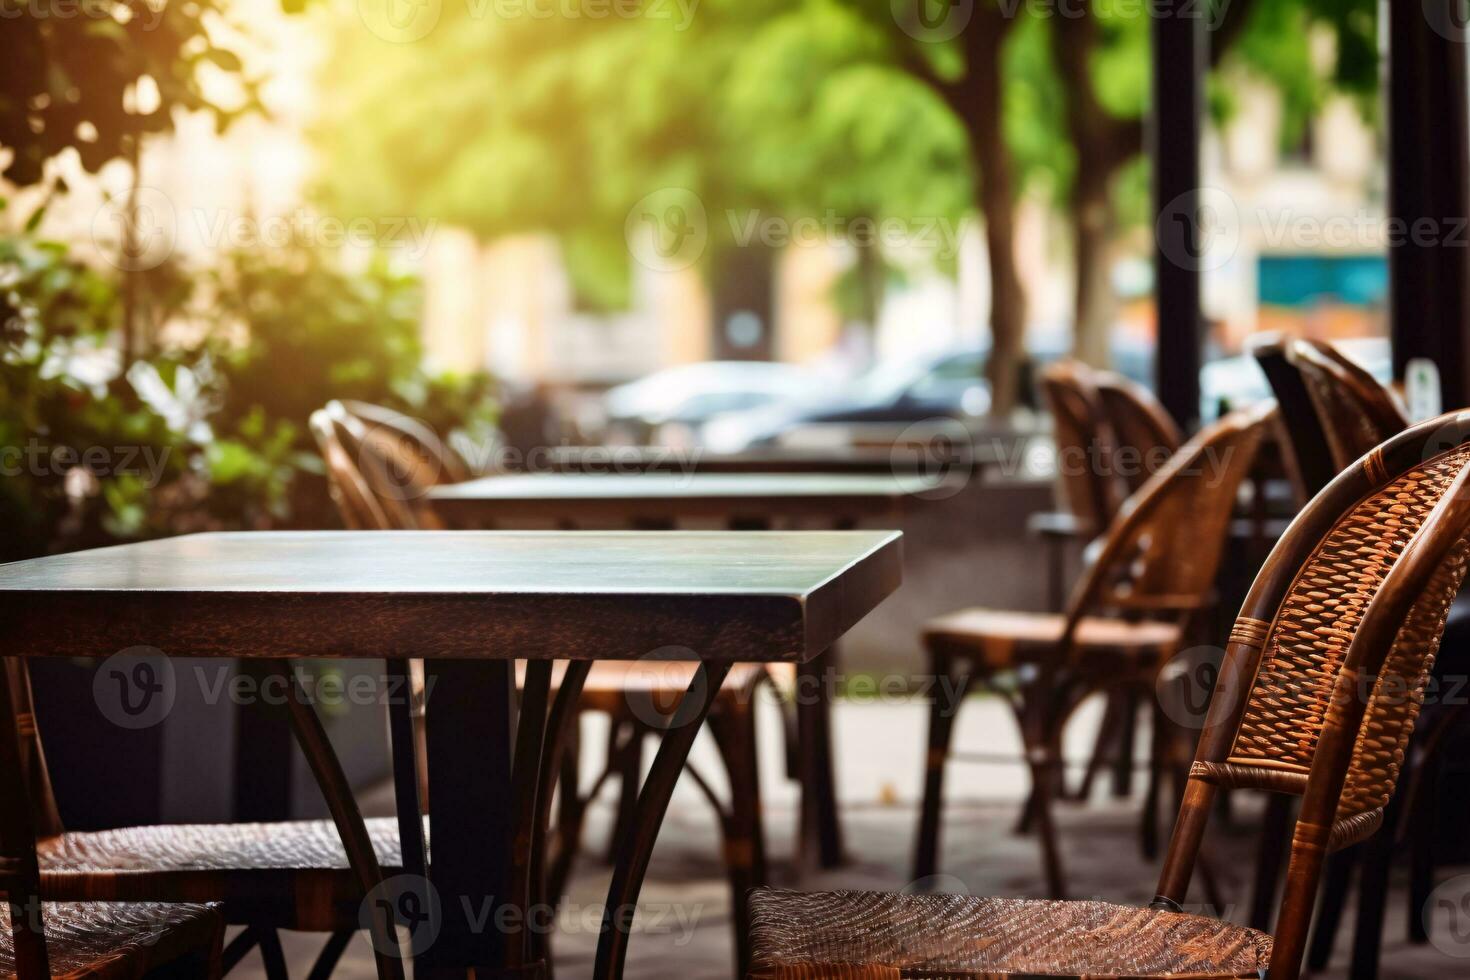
[418,658,516,976]
[797,647,845,870]
[593,661,733,980]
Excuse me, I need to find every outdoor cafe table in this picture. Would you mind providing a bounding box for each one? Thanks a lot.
[427,471,939,869]
[0,529,901,980]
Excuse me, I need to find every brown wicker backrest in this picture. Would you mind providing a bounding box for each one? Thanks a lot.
[328,402,444,530]
[339,400,469,485]
[1059,404,1272,637]
[309,410,393,532]
[1039,361,1119,536]
[1252,338,1337,499]
[1155,411,1470,979]
[1290,340,1407,472]
[1094,373,1183,494]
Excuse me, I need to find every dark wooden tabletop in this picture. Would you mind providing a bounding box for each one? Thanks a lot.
[0,530,903,662]
[427,471,940,523]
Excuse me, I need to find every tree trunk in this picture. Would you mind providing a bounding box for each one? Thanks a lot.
[962,12,1026,416]
[1071,168,1115,367]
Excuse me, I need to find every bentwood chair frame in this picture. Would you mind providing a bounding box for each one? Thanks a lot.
[310,408,774,977]
[915,404,1273,899]
[0,665,226,980]
[749,411,1470,980]
[1079,371,1184,804]
[1255,341,1466,978]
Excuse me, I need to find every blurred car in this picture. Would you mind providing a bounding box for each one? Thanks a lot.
[600,360,819,444]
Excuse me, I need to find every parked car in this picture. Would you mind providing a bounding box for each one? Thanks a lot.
[599,360,820,444]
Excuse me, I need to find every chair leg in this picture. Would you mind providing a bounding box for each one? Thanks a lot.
[1029,740,1067,900]
[305,931,355,980]
[708,696,766,979]
[1248,794,1294,931]
[1141,693,1168,860]
[1110,686,1139,799]
[1307,848,1358,971]
[913,654,973,882]
[1075,690,1123,802]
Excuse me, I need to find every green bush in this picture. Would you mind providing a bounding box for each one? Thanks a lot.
[0,226,497,562]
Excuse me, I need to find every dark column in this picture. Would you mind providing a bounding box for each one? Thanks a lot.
[1387,3,1470,408]
[1150,3,1204,429]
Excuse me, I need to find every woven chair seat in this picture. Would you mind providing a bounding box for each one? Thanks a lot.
[923,608,1181,670]
[0,901,220,979]
[747,889,1271,979]
[37,818,410,930]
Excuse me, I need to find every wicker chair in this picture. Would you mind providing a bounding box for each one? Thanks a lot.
[1291,340,1408,472]
[914,404,1274,899]
[749,411,1470,980]
[1075,373,1184,804]
[309,408,774,976]
[2,423,418,979]
[1094,372,1183,495]
[0,664,225,980]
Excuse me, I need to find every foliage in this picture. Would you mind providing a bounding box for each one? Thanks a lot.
[0,223,496,563]
[0,0,268,186]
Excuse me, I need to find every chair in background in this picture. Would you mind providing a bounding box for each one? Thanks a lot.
[1255,340,1464,979]
[0,664,225,979]
[913,404,1273,898]
[1074,372,1184,805]
[311,408,773,976]
[1094,372,1183,495]
[749,410,1470,980]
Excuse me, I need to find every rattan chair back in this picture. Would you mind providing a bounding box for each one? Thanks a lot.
[1154,411,1470,980]
[1094,373,1183,495]
[1057,404,1272,646]
[1290,340,1407,472]
[1040,361,1120,537]
[339,400,469,485]
[309,409,393,532]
